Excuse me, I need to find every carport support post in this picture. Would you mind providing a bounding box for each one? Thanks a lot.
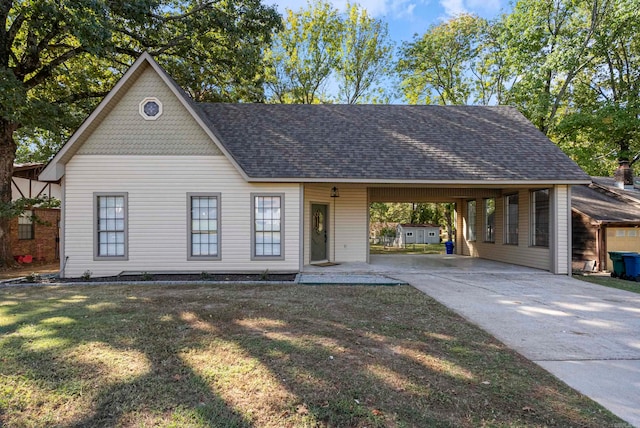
[550,185,572,275]
[455,201,463,254]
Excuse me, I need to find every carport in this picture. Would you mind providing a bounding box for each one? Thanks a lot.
[304,182,577,275]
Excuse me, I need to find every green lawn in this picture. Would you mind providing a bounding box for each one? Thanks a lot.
[574,273,640,294]
[0,283,622,427]
[370,243,446,254]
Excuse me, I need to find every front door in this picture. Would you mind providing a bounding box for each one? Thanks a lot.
[311,204,328,261]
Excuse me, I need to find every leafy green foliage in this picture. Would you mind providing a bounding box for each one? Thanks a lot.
[396,0,640,175]
[0,196,60,220]
[398,14,492,105]
[0,0,281,263]
[2,0,281,160]
[335,3,394,104]
[264,0,393,104]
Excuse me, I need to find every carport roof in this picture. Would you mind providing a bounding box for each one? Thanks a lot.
[195,103,590,183]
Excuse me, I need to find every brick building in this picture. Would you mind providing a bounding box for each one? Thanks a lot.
[10,163,61,263]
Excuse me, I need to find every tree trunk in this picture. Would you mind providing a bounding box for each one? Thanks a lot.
[0,119,18,268]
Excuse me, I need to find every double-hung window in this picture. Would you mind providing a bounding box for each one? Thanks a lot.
[505,194,518,245]
[95,193,127,260]
[252,194,284,259]
[531,189,550,247]
[484,198,495,243]
[467,200,476,241]
[188,193,221,260]
[18,210,34,240]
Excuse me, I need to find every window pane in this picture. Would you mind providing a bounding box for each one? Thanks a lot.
[505,194,518,245]
[254,196,282,257]
[484,198,495,242]
[189,196,219,257]
[532,189,550,247]
[467,201,476,241]
[97,195,126,258]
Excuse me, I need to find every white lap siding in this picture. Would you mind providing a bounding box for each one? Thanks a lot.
[63,155,300,277]
[303,184,368,265]
[462,188,553,272]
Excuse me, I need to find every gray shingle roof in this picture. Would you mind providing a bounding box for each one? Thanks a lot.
[572,183,640,223]
[194,104,589,182]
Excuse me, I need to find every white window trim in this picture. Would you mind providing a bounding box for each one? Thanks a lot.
[94,192,128,261]
[251,193,285,261]
[187,193,222,261]
[139,97,163,120]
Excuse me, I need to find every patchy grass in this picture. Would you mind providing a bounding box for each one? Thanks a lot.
[0,262,59,281]
[370,243,445,255]
[0,283,622,427]
[574,273,640,294]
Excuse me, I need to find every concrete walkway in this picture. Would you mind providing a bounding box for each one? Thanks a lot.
[305,255,640,427]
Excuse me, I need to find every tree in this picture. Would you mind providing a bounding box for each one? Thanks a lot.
[264,0,393,104]
[264,1,341,103]
[335,3,394,104]
[555,0,640,172]
[397,14,491,105]
[499,0,609,135]
[0,0,280,266]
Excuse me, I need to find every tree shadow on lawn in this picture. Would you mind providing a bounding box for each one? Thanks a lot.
[0,288,253,427]
[0,284,622,427]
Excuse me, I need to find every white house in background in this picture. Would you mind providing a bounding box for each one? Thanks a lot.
[39,53,589,278]
[395,224,441,246]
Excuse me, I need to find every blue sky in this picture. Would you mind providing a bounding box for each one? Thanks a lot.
[271,0,512,46]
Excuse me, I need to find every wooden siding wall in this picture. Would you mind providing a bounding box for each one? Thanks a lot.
[303,184,368,265]
[571,211,599,270]
[63,156,300,277]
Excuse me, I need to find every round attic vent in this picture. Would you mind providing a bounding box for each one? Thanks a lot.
[139,97,162,120]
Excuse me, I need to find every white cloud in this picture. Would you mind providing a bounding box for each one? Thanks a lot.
[439,0,467,17]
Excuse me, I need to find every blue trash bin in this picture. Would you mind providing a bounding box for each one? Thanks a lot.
[445,241,454,254]
[623,254,640,281]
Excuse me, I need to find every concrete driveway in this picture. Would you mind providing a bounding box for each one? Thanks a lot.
[305,255,640,426]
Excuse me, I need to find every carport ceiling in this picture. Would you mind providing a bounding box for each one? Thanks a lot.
[368,187,501,203]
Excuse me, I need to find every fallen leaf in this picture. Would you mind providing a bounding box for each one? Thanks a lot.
[481,381,491,385]
[372,409,383,416]
[297,404,309,415]
[522,406,535,413]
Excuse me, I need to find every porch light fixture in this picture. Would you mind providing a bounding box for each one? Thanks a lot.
[330,186,340,198]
